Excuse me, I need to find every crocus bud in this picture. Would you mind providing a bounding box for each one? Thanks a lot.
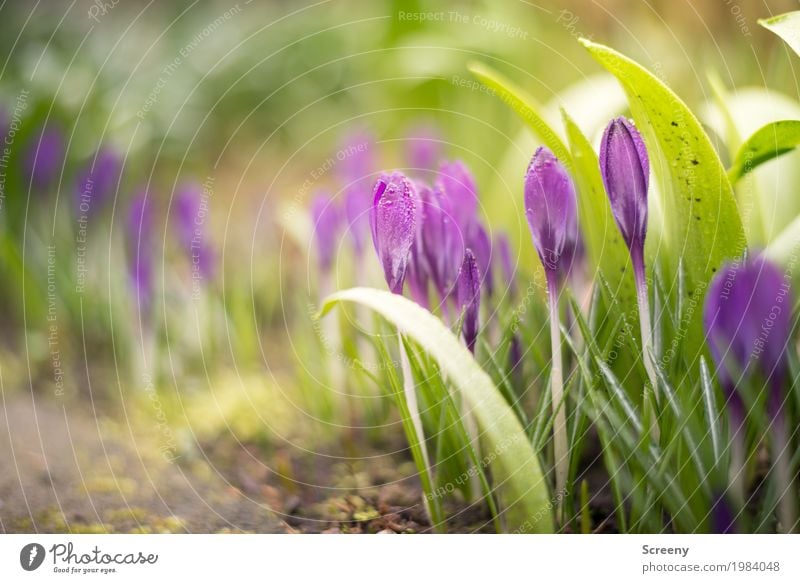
[370,172,418,294]
[419,184,463,299]
[25,125,64,190]
[310,192,342,273]
[438,160,478,233]
[524,147,578,275]
[468,221,494,297]
[174,183,215,279]
[76,147,121,215]
[599,117,649,258]
[457,249,481,353]
[703,255,792,412]
[339,130,375,256]
[496,233,516,296]
[127,191,155,311]
[407,124,442,171]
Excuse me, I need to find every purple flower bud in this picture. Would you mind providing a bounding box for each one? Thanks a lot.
[370,172,418,294]
[173,183,215,279]
[339,130,375,256]
[127,190,155,311]
[496,234,515,288]
[457,249,481,353]
[407,124,442,171]
[25,125,64,190]
[703,255,792,410]
[524,147,578,275]
[418,184,463,298]
[468,221,494,297]
[438,160,478,233]
[599,117,649,256]
[310,192,342,273]
[75,147,122,215]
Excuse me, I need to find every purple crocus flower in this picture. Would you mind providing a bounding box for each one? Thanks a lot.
[310,192,342,274]
[418,184,463,299]
[75,147,122,215]
[704,255,795,531]
[523,146,577,499]
[438,160,478,235]
[600,117,658,395]
[339,130,375,256]
[703,255,792,411]
[524,147,577,276]
[127,191,155,312]
[496,234,516,295]
[173,183,215,279]
[457,249,481,353]
[25,125,64,190]
[370,172,418,294]
[468,221,494,297]
[407,124,442,171]
[600,117,649,261]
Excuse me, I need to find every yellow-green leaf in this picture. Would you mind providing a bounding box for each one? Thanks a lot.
[728,120,800,182]
[760,11,800,58]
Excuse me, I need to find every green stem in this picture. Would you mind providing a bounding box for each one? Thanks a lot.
[772,412,796,533]
[631,248,660,442]
[547,274,567,517]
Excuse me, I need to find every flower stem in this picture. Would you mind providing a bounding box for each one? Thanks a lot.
[547,273,568,516]
[771,410,796,533]
[631,247,659,442]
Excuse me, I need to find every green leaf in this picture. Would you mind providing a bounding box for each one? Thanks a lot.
[467,61,571,163]
[760,12,800,58]
[699,357,722,468]
[320,287,554,533]
[728,120,800,182]
[579,38,746,351]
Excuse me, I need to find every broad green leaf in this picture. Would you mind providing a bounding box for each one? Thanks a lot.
[320,287,554,533]
[467,61,571,163]
[728,120,800,182]
[561,109,636,311]
[760,12,800,58]
[579,39,746,346]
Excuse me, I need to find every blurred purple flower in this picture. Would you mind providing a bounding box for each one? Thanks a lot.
[25,125,64,190]
[599,117,649,262]
[127,191,155,311]
[468,221,494,297]
[75,147,121,215]
[310,192,342,273]
[496,233,516,297]
[173,183,215,279]
[418,184,463,299]
[370,172,418,294]
[438,160,478,234]
[710,491,737,534]
[339,130,375,256]
[524,147,577,277]
[703,255,792,413]
[457,249,481,353]
[407,124,442,172]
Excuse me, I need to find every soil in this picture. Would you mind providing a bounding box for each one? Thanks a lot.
[0,394,494,534]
